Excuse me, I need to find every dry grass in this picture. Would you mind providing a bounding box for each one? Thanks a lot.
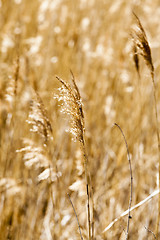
[1,0,160,239]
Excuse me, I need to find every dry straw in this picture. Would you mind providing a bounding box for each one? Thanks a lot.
[103,188,160,233]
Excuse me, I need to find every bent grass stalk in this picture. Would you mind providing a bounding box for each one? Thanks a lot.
[67,193,84,240]
[114,123,133,240]
[144,226,157,240]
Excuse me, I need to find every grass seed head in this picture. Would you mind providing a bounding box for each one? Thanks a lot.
[132,12,154,77]
[56,74,85,143]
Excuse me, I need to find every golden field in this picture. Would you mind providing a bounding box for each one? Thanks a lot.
[1,0,160,239]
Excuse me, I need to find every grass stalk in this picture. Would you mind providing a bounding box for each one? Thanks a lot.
[91,184,95,240]
[81,141,91,240]
[144,226,157,240]
[152,71,160,239]
[114,123,133,240]
[67,193,84,240]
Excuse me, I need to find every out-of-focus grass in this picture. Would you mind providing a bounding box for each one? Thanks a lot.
[1,0,160,239]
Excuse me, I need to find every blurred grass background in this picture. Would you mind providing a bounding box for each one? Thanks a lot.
[1,0,160,239]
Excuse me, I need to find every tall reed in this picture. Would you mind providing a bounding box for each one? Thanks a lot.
[132,12,160,238]
[56,72,91,240]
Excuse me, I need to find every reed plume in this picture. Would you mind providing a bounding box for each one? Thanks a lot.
[56,72,84,143]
